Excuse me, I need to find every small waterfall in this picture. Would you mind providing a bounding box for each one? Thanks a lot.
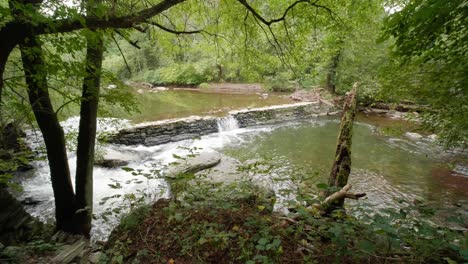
[217,115,240,132]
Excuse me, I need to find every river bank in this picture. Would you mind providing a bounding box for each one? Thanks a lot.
[2,87,467,263]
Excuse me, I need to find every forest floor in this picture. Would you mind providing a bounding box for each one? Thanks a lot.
[101,181,466,264]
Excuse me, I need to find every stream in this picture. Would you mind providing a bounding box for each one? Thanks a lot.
[16,113,468,241]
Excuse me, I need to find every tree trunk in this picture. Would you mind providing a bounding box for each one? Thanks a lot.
[325,50,341,94]
[74,28,104,237]
[19,36,79,233]
[326,82,358,208]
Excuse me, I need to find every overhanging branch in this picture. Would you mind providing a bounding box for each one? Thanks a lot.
[146,21,202,35]
[236,0,336,26]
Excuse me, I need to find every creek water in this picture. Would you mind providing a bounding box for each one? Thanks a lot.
[16,114,468,241]
[120,89,290,123]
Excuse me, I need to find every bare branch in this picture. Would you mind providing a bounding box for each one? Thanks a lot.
[236,0,309,26]
[55,97,81,115]
[111,33,132,74]
[114,29,141,49]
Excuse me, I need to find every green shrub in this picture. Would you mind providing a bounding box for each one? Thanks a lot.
[263,73,297,92]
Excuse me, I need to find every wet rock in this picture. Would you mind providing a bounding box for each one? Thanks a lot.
[94,159,128,168]
[1,123,26,152]
[154,86,168,91]
[107,103,333,146]
[289,89,321,102]
[453,165,468,177]
[232,102,331,127]
[197,154,246,183]
[20,197,44,206]
[405,132,423,140]
[0,187,45,246]
[369,108,389,115]
[427,134,438,141]
[88,251,103,264]
[372,102,390,110]
[51,239,87,264]
[165,152,221,178]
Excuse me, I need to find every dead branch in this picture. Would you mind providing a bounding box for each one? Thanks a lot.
[319,184,366,210]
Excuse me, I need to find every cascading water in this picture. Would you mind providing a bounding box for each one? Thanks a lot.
[16,114,468,241]
[217,115,240,132]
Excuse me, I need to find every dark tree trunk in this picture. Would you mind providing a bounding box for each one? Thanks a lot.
[326,82,358,207]
[325,50,341,94]
[74,28,104,237]
[19,36,79,233]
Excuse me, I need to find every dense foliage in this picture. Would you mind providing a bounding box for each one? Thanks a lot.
[381,0,468,147]
[0,0,466,259]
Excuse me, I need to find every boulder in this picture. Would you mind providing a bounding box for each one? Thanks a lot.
[0,187,45,246]
[51,239,87,264]
[94,159,128,168]
[20,197,44,206]
[196,154,247,183]
[88,251,103,264]
[94,146,142,168]
[165,152,221,178]
[1,123,26,152]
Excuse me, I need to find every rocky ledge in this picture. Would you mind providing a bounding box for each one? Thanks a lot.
[107,102,335,146]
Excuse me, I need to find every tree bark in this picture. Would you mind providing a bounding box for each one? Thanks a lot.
[325,50,341,94]
[326,82,358,208]
[19,36,79,233]
[74,1,105,236]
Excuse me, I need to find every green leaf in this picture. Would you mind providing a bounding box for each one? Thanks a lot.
[358,240,376,253]
[316,183,328,189]
[121,167,134,172]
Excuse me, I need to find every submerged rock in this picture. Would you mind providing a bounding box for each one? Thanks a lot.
[95,159,128,168]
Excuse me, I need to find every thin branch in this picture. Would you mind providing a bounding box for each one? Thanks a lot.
[236,0,309,26]
[111,33,132,74]
[114,29,141,49]
[146,21,202,35]
[55,97,81,115]
[236,0,340,26]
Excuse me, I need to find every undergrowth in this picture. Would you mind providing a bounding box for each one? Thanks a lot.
[104,180,467,264]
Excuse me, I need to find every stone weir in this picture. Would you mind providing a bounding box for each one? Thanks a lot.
[108,102,334,146]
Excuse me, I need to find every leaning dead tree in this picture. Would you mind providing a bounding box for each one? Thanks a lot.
[315,82,366,213]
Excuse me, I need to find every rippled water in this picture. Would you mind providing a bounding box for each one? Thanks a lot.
[222,117,468,224]
[17,116,468,240]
